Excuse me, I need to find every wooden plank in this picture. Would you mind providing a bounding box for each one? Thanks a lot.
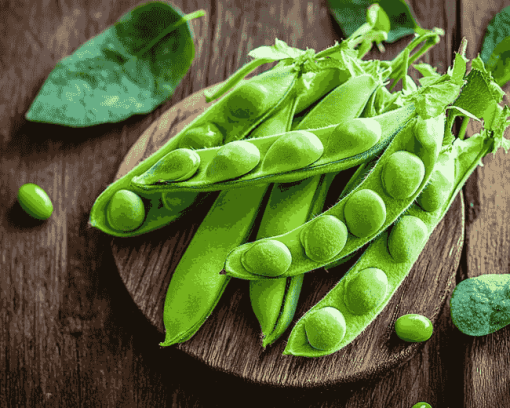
[459,1,510,407]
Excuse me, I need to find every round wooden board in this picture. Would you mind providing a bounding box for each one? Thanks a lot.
[111,84,464,388]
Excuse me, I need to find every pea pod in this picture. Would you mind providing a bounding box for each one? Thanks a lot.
[160,84,302,347]
[223,112,445,280]
[249,174,335,347]
[283,124,510,357]
[89,59,350,237]
[131,74,411,193]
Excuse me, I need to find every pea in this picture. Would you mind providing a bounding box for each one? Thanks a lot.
[412,403,432,408]
[179,123,224,149]
[226,82,271,120]
[326,117,382,160]
[344,189,386,238]
[344,268,388,315]
[262,130,324,174]
[300,215,348,262]
[395,314,433,342]
[106,189,145,231]
[304,307,346,350]
[381,151,425,199]
[206,141,261,183]
[416,170,451,212]
[132,148,200,186]
[387,216,429,263]
[241,240,292,278]
[17,183,54,220]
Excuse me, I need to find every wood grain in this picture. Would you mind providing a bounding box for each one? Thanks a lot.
[111,84,464,387]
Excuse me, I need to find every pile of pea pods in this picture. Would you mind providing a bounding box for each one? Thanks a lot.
[90,17,510,357]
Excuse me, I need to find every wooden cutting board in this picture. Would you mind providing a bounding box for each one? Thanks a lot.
[111,84,464,388]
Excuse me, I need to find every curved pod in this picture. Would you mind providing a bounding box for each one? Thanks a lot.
[224,113,446,280]
[283,126,507,357]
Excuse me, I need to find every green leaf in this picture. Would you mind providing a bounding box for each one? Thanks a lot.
[485,35,510,87]
[446,106,481,122]
[26,2,205,127]
[480,6,510,63]
[412,81,462,118]
[452,69,501,119]
[328,0,427,43]
[247,38,307,61]
[413,62,440,78]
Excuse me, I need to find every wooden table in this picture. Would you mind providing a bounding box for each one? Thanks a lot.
[1,1,509,406]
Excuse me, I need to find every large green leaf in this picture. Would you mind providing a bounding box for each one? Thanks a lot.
[328,0,427,43]
[484,35,510,88]
[25,2,204,127]
[480,6,510,63]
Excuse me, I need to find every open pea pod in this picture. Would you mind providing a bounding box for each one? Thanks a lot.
[223,111,445,280]
[89,60,350,237]
[131,86,422,195]
[283,123,510,357]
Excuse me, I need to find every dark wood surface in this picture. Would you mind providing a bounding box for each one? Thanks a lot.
[1,0,509,406]
[111,85,463,387]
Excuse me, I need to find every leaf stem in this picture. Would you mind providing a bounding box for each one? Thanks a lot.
[458,116,470,140]
[134,9,206,59]
[387,31,441,82]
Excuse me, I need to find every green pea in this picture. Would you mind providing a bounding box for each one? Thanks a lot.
[241,240,292,277]
[415,113,444,152]
[300,215,348,262]
[262,130,324,174]
[132,149,200,186]
[106,189,145,231]
[344,268,388,315]
[416,170,452,212]
[388,215,429,263]
[326,117,382,160]
[206,141,261,183]
[381,151,425,199]
[305,307,346,350]
[395,314,433,342]
[344,189,386,238]
[179,123,224,149]
[412,403,432,408]
[17,183,54,220]
[226,82,271,120]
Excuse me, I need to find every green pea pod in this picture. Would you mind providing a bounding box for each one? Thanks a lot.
[131,74,403,193]
[283,124,510,357]
[160,84,302,347]
[159,185,269,347]
[89,60,348,237]
[250,177,323,347]
[250,75,384,346]
[224,111,445,280]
